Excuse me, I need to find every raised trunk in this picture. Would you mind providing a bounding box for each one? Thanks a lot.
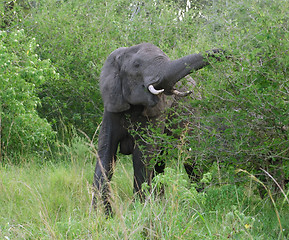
[162,53,208,90]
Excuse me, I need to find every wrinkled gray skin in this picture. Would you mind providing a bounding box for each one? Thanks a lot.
[93,43,223,214]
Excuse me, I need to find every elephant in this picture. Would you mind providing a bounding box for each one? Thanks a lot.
[93,43,224,214]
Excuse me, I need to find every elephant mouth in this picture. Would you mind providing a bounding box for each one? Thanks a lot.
[148,84,191,97]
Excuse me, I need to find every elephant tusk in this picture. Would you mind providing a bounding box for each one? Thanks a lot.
[148,85,164,95]
[172,89,192,97]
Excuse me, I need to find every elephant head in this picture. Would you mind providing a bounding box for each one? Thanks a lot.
[100,43,222,113]
[93,43,224,215]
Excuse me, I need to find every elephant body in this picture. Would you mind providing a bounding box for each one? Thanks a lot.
[93,43,223,214]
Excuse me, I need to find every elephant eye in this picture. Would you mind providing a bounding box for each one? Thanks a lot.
[133,61,140,68]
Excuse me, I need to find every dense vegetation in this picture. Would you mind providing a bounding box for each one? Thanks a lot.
[0,0,288,239]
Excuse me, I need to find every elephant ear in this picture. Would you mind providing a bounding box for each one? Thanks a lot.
[99,48,130,112]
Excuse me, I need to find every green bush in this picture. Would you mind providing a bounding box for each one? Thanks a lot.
[0,29,57,156]
[175,0,289,190]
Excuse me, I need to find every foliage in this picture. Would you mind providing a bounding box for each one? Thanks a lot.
[186,0,289,190]
[0,29,57,156]
[20,1,105,136]
[1,1,22,29]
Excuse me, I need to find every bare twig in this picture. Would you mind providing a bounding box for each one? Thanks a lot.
[261,168,289,205]
[236,169,283,235]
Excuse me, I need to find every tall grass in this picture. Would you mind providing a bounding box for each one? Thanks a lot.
[0,138,288,239]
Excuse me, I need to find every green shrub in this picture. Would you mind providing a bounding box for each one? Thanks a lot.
[0,29,57,156]
[178,0,289,191]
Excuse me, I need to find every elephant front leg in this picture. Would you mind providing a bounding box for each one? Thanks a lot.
[93,156,115,215]
[93,111,121,215]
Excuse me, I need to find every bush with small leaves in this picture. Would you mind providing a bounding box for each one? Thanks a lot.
[0,29,57,157]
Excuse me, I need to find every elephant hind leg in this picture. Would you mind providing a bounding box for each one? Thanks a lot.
[183,163,204,192]
[154,160,165,174]
[133,146,166,200]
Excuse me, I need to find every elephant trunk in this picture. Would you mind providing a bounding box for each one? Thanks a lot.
[162,53,208,90]
[159,49,224,91]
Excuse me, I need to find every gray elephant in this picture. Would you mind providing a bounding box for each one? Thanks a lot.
[93,43,224,214]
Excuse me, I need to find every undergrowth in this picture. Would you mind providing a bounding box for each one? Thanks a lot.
[0,138,288,239]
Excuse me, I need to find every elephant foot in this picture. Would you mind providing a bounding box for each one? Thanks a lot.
[102,197,113,217]
[91,188,113,217]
